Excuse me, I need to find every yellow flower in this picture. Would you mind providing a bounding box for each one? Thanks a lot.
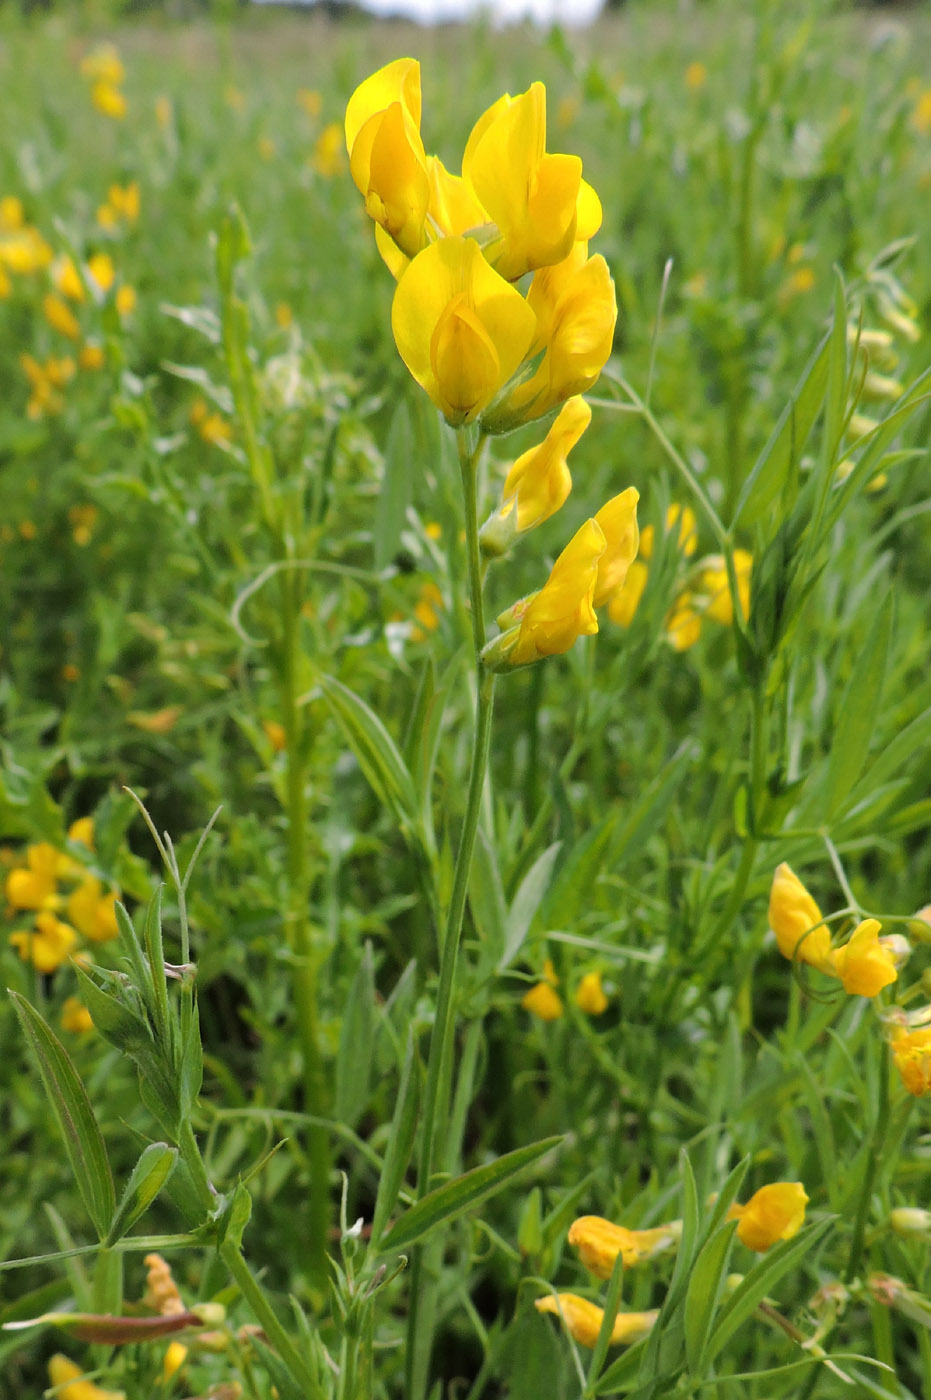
[768,863,834,974]
[80,44,125,86]
[155,95,172,129]
[313,122,345,177]
[92,81,127,120]
[640,504,698,561]
[10,911,78,973]
[163,1340,187,1379]
[61,996,94,1033]
[66,877,119,943]
[575,971,608,1015]
[116,284,136,317]
[190,397,231,448]
[68,817,95,849]
[391,235,536,426]
[70,504,98,543]
[522,980,564,1020]
[461,82,599,281]
[79,343,106,372]
[44,293,81,340]
[891,1028,931,1096]
[607,559,648,628]
[54,256,86,302]
[665,592,702,651]
[697,549,752,625]
[911,89,931,134]
[508,517,605,666]
[345,57,429,259]
[5,841,62,909]
[727,1182,808,1252]
[685,61,707,91]
[411,580,444,640]
[831,919,898,997]
[298,87,323,119]
[492,396,591,543]
[48,1354,124,1400]
[535,1293,658,1348]
[263,719,287,752]
[0,195,24,231]
[568,1215,681,1275]
[502,243,617,424]
[592,489,640,608]
[0,225,53,274]
[426,155,488,241]
[88,253,116,295]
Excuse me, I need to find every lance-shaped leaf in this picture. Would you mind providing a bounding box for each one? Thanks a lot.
[9,992,115,1241]
[319,674,419,836]
[380,1137,562,1254]
[105,1143,178,1247]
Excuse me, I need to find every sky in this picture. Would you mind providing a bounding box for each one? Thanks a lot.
[254,0,603,28]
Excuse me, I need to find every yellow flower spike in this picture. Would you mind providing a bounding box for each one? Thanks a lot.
[392,236,536,426]
[48,1354,125,1400]
[575,971,608,1015]
[61,996,94,1034]
[5,841,62,910]
[607,559,648,629]
[568,1215,682,1275]
[44,293,81,340]
[831,919,898,997]
[345,58,429,259]
[507,517,606,666]
[592,488,640,608]
[10,911,78,973]
[488,395,590,547]
[462,82,589,281]
[727,1182,808,1252]
[698,549,752,625]
[535,1293,658,1349]
[67,878,119,943]
[768,862,834,974]
[891,1028,931,1096]
[499,243,617,425]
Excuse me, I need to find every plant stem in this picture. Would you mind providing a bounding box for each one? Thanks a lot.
[845,1040,891,1284]
[278,564,330,1293]
[405,427,497,1400]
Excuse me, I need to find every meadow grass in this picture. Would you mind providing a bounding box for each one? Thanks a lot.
[1,3,931,1397]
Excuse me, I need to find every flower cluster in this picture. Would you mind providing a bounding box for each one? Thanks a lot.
[80,44,127,120]
[4,820,119,976]
[536,1183,806,1350]
[609,501,752,650]
[344,59,616,432]
[521,957,609,1020]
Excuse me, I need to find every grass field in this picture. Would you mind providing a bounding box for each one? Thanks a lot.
[2,3,931,1397]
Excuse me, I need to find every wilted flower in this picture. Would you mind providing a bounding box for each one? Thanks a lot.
[727,1182,808,1252]
[535,1293,658,1348]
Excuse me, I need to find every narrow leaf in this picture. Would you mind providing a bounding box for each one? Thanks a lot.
[319,674,418,831]
[374,403,414,571]
[335,943,375,1131]
[105,1144,178,1247]
[370,1033,420,1248]
[10,992,115,1241]
[499,843,561,971]
[821,596,892,821]
[685,1221,738,1373]
[380,1137,562,1254]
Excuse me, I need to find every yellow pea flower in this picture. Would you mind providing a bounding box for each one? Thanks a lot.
[44,293,81,340]
[500,242,617,425]
[535,1293,658,1348]
[522,981,564,1021]
[92,81,127,120]
[481,396,590,554]
[87,253,116,295]
[592,488,640,608]
[391,235,536,426]
[313,122,345,177]
[10,911,78,973]
[575,970,608,1015]
[67,877,119,943]
[507,517,606,666]
[5,841,63,909]
[461,82,597,281]
[48,1355,124,1400]
[727,1182,808,1252]
[54,256,86,302]
[768,863,834,974]
[426,155,488,240]
[345,57,429,259]
[831,919,898,997]
[79,343,106,372]
[569,1215,681,1275]
[641,503,698,562]
[665,592,702,651]
[0,195,24,231]
[68,817,95,849]
[890,1026,931,1096]
[80,44,125,87]
[61,996,94,1034]
[116,284,136,317]
[607,559,648,628]
[697,549,752,625]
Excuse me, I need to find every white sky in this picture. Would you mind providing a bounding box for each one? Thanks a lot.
[254,0,602,28]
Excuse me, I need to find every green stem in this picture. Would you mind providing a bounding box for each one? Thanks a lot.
[177,1122,319,1396]
[405,428,497,1400]
[278,566,330,1293]
[845,1041,891,1284]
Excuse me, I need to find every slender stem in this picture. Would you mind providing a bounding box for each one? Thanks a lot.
[845,1040,891,1283]
[278,565,330,1293]
[405,428,497,1400]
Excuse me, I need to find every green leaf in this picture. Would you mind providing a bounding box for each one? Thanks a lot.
[380,1137,562,1254]
[499,842,561,971]
[469,829,508,964]
[685,1220,738,1374]
[612,741,696,867]
[847,705,931,809]
[374,402,415,571]
[732,330,830,528]
[105,1143,178,1247]
[335,942,375,1131]
[370,1033,420,1249]
[319,674,418,835]
[704,1218,834,1367]
[820,596,892,821]
[9,992,115,1241]
[544,815,617,929]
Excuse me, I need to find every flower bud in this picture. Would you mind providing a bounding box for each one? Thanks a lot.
[890,1207,931,1239]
